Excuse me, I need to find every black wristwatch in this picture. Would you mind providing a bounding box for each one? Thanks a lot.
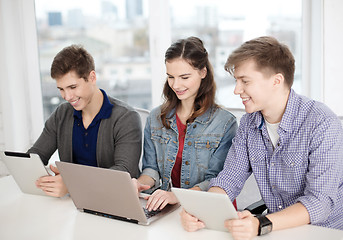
[256,215,273,236]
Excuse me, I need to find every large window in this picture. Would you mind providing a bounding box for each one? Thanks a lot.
[35,0,302,119]
[169,0,302,108]
[35,0,151,120]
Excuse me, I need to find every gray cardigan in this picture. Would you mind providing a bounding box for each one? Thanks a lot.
[28,96,142,178]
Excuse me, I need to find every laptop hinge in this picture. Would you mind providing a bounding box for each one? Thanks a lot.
[83,209,139,224]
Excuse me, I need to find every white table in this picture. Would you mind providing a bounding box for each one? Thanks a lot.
[1,176,342,240]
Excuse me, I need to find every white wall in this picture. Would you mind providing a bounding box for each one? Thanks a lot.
[323,0,343,116]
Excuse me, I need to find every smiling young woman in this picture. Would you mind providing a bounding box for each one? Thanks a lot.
[132,36,238,212]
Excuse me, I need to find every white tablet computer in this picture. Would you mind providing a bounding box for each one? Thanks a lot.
[172,188,238,232]
[0,151,49,196]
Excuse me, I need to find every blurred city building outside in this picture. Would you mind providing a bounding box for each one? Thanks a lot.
[35,0,302,120]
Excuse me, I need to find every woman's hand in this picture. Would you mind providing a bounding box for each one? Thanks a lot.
[145,189,179,211]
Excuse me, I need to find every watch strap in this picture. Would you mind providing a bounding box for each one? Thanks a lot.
[256,215,273,236]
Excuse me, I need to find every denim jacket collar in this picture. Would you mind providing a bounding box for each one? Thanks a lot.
[166,106,216,126]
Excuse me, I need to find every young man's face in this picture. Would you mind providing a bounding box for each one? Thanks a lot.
[56,71,96,111]
[233,59,276,114]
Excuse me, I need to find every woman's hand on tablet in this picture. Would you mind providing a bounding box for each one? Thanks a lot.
[180,208,205,232]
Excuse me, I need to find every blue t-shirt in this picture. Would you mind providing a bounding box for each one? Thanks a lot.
[72,89,113,167]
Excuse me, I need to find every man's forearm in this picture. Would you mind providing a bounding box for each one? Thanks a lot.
[266,202,310,231]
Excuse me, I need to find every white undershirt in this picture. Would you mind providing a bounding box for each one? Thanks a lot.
[265,120,280,149]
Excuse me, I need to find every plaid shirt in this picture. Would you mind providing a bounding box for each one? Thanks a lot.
[210,89,343,229]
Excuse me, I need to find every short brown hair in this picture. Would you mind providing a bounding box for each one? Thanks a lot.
[50,44,95,80]
[225,36,295,88]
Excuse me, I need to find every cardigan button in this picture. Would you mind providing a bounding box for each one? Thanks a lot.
[185,181,190,185]
[187,141,192,146]
[185,161,190,165]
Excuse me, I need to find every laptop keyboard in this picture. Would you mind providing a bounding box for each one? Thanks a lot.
[143,208,161,218]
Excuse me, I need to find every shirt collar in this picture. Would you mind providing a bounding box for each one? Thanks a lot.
[278,89,297,132]
[253,89,296,132]
[73,89,114,121]
[253,111,264,130]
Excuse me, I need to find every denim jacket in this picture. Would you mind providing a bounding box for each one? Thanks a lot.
[141,105,237,191]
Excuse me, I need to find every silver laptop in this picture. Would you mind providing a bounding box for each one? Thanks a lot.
[0,151,48,196]
[172,187,238,232]
[56,161,180,225]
